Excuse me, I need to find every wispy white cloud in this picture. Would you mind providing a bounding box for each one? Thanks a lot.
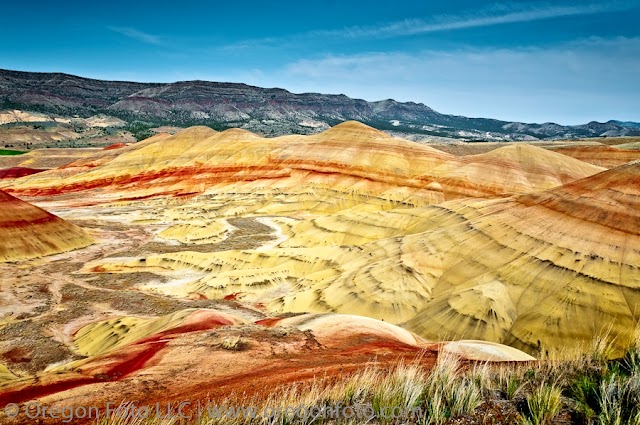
[221,1,636,50]
[108,26,163,45]
[315,2,635,39]
[274,37,640,123]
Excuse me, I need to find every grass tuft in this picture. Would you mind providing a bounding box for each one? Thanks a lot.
[520,381,563,425]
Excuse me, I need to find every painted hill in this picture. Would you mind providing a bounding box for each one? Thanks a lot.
[68,157,636,355]
[14,123,628,356]
[2,121,640,420]
[0,190,93,261]
[436,143,605,198]
[2,123,451,209]
[4,122,604,205]
[405,163,640,353]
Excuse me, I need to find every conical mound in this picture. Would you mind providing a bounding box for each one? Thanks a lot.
[311,120,391,141]
[0,190,93,261]
[436,143,606,198]
[170,125,218,141]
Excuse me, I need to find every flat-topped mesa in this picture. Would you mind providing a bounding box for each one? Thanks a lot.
[0,190,93,261]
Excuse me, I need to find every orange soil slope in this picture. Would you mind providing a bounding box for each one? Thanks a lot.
[0,310,532,424]
[102,142,127,150]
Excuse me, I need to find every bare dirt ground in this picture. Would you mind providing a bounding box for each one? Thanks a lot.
[107,217,275,257]
[0,123,138,150]
[0,206,273,376]
[0,198,446,424]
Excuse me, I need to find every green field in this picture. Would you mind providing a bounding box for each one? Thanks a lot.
[0,149,26,156]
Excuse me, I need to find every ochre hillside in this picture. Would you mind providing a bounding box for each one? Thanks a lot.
[83,161,639,355]
[0,190,93,261]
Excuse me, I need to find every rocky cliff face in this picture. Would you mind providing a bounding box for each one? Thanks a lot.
[1,68,638,140]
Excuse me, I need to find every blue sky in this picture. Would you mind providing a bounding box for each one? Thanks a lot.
[1,0,639,124]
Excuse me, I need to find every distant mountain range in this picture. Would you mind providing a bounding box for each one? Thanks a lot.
[1,68,638,141]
